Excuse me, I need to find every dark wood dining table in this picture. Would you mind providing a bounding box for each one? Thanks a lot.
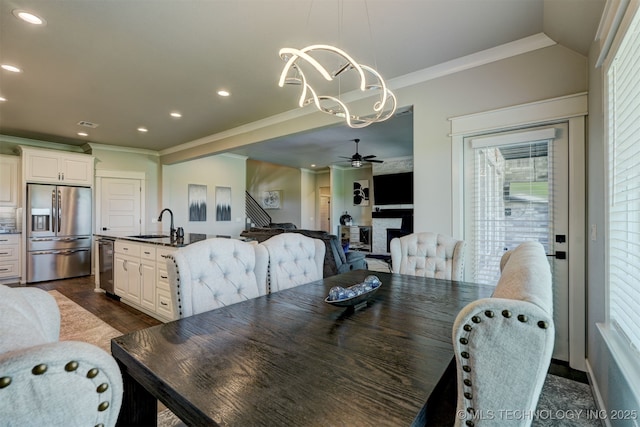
[112,270,494,426]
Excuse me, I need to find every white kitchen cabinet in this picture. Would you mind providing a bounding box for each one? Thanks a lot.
[140,245,156,312]
[113,239,176,322]
[0,155,20,207]
[114,240,142,304]
[20,146,94,186]
[0,234,20,284]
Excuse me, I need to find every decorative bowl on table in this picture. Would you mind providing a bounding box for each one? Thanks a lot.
[324,275,382,308]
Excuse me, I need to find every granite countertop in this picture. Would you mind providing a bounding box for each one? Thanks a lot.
[94,232,211,248]
[94,232,248,248]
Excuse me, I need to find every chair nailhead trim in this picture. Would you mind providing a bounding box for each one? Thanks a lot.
[463,324,472,332]
[464,392,473,400]
[461,351,470,359]
[96,424,105,427]
[459,337,468,345]
[0,377,11,388]
[502,310,512,318]
[538,320,549,329]
[471,316,481,323]
[98,401,110,412]
[484,310,494,318]
[466,420,475,427]
[462,365,471,372]
[32,364,47,375]
[518,314,528,323]
[65,361,79,372]
[87,368,99,379]
[464,379,472,387]
[96,383,109,393]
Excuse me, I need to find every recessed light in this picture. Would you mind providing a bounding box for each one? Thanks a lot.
[13,10,45,25]
[0,97,6,102]
[137,127,148,133]
[311,164,316,168]
[1,64,22,73]
[77,132,88,137]
[217,90,230,97]
[170,112,182,118]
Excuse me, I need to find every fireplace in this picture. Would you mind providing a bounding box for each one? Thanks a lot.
[371,209,413,254]
[386,228,411,252]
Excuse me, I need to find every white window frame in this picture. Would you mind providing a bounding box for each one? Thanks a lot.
[602,0,640,402]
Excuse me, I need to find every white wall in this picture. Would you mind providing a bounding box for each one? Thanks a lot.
[162,153,246,237]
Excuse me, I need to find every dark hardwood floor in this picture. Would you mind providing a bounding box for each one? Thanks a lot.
[7,275,161,334]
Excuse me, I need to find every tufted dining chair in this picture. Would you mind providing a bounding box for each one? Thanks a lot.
[390,232,466,281]
[260,233,325,292]
[0,284,123,427]
[166,237,269,318]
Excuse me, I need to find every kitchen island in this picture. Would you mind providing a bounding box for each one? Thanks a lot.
[94,232,243,322]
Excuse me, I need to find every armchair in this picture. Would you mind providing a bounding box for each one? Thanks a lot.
[260,233,325,292]
[0,284,123,427]
[390,232,466,280]
[166,237,269,318]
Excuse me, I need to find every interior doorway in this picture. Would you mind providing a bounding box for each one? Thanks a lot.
[320,188,331,233]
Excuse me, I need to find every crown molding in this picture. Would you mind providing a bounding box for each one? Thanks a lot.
[85,142,160,156]
[162,33,556,158]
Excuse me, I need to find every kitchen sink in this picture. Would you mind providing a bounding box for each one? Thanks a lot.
[127,234,169,239]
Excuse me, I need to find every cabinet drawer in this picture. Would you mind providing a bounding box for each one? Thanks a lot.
[156,247,175,263]
[140,245,156,261]
[0,260,20,278]
[115,241,141,257]
[0,234,20,245]
[0,245,19,260]
[156,288,174,319]
[157,269,170,292]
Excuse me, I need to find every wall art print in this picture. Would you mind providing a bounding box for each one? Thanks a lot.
[215,186,232,221]
[188,184,207,222]
[262,190,281,209]
[353,180,370,206]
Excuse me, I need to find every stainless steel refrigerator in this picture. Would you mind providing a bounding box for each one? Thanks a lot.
[27,184,92,283]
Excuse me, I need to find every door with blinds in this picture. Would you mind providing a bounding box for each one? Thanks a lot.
[464,123,569,361]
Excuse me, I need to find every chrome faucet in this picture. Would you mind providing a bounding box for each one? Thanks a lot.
[158,208,176,239]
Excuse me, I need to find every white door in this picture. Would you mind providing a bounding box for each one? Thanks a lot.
[464,123,570,361]
[99,178,141,235]
[320,195,331,233]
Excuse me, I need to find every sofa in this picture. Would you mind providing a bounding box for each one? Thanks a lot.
[0,284,123,427]
[451,241,554,426]
[240,226,368,277]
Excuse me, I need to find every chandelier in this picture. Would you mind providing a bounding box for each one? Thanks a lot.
[278,44,397,128]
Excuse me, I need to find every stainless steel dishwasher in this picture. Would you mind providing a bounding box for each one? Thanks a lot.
[98,237,115,296]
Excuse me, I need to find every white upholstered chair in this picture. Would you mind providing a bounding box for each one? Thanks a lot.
[166,237,269,318]
[260,233,325,292]
[0,284,123,427]
[390,231,466,281]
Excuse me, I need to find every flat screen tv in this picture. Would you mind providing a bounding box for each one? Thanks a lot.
[373,172,413,205]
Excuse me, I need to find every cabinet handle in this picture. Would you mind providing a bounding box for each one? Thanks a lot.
[123,260,127,271]
[139,264,142,275]
[160,301,168,306]
[161,254,168,258]
[0,268,9,272]
[160,275,168,279]
[0,252,8,255]
[144,251,151,255]
[61,172,64,180]
[0,239,8,242]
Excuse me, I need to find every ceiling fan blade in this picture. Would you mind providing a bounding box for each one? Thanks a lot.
[362,155,377,159]
[365,159,384,163]
[338,156,353,160]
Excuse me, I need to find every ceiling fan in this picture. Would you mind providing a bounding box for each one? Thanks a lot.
[339,139,384,168]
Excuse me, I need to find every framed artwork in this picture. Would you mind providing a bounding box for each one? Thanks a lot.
[353,180,370,206]
[188,184,207,221]
[262,190,281,209]
[215,186,232,221]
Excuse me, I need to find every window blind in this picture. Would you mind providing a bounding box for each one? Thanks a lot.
[607,6,640,353]
[468,137,554,285]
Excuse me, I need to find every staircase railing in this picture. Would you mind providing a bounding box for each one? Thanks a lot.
[245,191,271,228]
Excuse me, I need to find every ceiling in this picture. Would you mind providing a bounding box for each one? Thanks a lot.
[0,0,605,169]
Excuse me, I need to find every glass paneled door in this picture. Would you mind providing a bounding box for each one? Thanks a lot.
[464,123,569,361]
